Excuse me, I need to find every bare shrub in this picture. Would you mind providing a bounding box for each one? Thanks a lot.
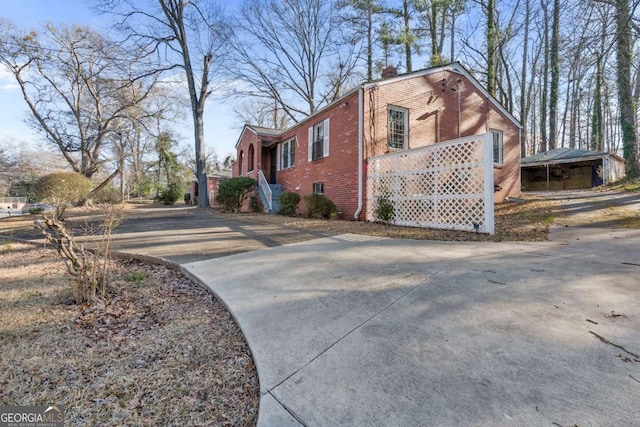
[35,204,123,304]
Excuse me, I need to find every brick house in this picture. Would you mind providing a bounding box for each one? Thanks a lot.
[189,170,231,207]
[233,62,521,224]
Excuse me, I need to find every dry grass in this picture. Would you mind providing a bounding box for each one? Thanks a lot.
[607,176,640,193]
[227,196,554,242]
[0,241,259,426]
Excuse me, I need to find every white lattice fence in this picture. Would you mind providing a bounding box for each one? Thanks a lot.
[366,134,495,234]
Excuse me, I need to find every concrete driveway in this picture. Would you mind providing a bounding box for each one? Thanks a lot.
[183,227,640,426]
[105,207,334,264]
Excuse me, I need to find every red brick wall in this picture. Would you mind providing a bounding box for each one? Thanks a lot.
[234,101,362,218]
[276,91,361,218]
[234,130,263,182]
[363,70,520,202]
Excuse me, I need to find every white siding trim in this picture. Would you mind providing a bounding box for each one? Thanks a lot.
[323,118,330,157]
[277,141,282,171]
[308,126,313,162]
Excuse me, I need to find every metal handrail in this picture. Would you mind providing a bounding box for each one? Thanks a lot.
[257,170,272,211]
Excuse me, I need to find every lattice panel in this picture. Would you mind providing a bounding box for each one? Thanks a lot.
[367,134,495,234]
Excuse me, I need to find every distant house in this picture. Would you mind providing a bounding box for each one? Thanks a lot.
[233,62,521,233]
[521,148,626,191]
[189,170,232,207]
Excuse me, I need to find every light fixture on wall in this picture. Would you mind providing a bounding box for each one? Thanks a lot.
[340,101,348,109]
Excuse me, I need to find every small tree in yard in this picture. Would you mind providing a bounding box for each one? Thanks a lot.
[216,177,256,213]
[34,171,93,216]
[159,182,184,205]
[375,194,394,223]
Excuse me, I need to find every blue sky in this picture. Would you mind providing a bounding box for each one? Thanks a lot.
[0,0,241,160]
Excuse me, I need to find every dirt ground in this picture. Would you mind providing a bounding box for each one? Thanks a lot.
[226,188,640,240]
[531,189,640,228]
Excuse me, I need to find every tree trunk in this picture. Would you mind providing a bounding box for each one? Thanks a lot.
[85,168,121,204]
[520,0,530,158]
[403,0,412,72]
[615,0,639,177]
[591,57,604,151]
[486,0,496,96]
[548,0,560,150]
[539,0,549,153]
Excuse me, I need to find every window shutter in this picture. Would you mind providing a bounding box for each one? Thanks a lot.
[323,118,330,157]
[277,142,282,171]
[308,126,313,162]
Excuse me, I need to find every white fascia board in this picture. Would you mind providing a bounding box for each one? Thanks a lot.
[522,155,607,168]
[234,125,258,149]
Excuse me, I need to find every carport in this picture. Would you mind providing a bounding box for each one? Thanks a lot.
[521,148,625,191]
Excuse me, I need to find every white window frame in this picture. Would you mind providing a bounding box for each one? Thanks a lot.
[490,128,503,166]
[308,118,330,161]
[279,138,295,170]
[388,105,409,150]
[313,182,324,194]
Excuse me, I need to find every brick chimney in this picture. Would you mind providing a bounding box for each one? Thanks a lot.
[381,65,398,79]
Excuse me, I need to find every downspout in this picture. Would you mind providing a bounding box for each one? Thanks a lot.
[354,86,364,220]
[518,127,522,195]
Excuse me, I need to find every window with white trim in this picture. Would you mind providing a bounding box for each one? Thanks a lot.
[490,128,503,165]
[280,138,295,169]
[308,119,330,161]
[388,105,409,149]
[313,182,324,194]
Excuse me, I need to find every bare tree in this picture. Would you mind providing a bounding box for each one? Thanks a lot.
[234,98,291,130]
[102,0,232,207]
[231,0,363,123]
[0,21,157,189]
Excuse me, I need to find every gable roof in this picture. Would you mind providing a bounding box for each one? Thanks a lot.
[364,62,521,129]
[235,124,285,149]
[247,125,284,137]
[236,62,521,149]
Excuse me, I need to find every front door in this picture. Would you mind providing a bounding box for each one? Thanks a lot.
[269,146,277,184]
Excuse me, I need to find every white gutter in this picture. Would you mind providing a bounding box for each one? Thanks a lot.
[354,87,364,220]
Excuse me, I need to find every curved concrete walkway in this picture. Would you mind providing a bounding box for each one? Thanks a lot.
[183,228,640,426]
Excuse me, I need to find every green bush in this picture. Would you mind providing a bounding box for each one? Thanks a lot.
[375,195,395,222]
[303,193,337,219]
[278,192,301,216]
[34,172,93,206]
[216,177,256,212]
[29,207,44,215]
[159,182,183,205]
[249,196,263,213]
[93,186,120,204]
[184,192,191,205]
